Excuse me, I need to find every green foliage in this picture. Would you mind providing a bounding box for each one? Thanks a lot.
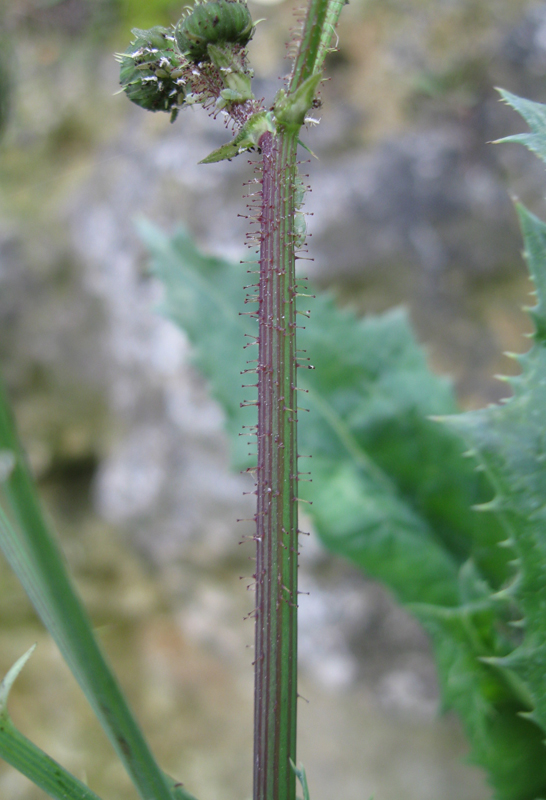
[147,87,546,796]
[290,760,310,800]
[1,2,345,797]
[198,111,274,163]
[4,0,546,791]
[442,88,546,796]
[143,221,506,606]
[0,377,193,800]
[496,89,546,162]
[0,648,105,800]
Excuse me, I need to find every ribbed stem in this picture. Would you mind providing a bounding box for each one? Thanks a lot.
[289,0,328,90]
[253,128,299,800]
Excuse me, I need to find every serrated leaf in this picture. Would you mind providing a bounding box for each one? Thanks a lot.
[147,221,539,798]
[446,204,546,753]
[138,219,254,466]
[412,601,546,800]
[496,89,546,164]
[144,222,508,608]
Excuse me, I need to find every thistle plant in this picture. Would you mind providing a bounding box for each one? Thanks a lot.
[121,2,346,797]
[4,1,546,800]
[0,1,345,799]
[145,88,546,800]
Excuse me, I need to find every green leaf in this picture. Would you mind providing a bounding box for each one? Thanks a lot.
[290,759,310,800]
[446,204,546,746]
[0,646,37,717]
[199,111,275,164]
[146,87,546,800]
[0,648,105,800]
[0,379,189,800]
[165,773,200,800]
[297,295,511,599]
[496,89,546,165]
[411,601,546,800]
[147,221,540,798]
[143,222,507,609]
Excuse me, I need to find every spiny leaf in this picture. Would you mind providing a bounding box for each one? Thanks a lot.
[446,204,546,751]
[411,600,546,800]
[148,221,540,798]
[496,89,546,165]
[144,222,508,608]
[199,111,275,164]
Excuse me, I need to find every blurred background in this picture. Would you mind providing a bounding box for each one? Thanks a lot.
[0,0,544,798]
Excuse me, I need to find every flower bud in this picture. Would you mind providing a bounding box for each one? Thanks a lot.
[175,0,254,63]
[117,26,187,120]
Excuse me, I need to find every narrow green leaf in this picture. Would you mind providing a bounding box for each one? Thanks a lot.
[0,646,37,715]
[0,378,187,800]
[165,773,200,800]
[199,111,275,164]
[290,760,310,800]
[0,720,106,800]
[0,648,105,800]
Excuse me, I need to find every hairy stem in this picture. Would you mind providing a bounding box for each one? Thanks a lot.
[253,128,299,800]
[251,0,345,795]
[314,0,346,75]
[289,0,328,89]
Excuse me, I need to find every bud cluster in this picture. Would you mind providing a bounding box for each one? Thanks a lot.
[117,0,256,124]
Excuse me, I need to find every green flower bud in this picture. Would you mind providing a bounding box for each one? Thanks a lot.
[117,26,187,120]
[175,0,254,63]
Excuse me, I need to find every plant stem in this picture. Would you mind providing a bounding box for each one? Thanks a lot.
[289,0,328,89]
[253,127,299,800]
[250,0,346,794]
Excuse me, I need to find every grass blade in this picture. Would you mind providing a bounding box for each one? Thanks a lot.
[0,647,105,800]
[0,379,178,800]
